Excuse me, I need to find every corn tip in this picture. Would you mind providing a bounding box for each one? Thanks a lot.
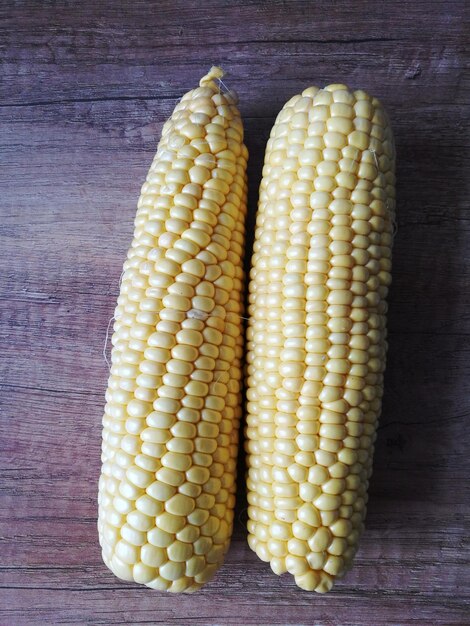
[200,65,224,86]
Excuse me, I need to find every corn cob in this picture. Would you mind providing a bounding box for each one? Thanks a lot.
[245,84,395,592]
[98,67,248,593]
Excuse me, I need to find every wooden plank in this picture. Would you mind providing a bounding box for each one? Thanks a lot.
[0,0,467,108]
[1,557,469,625]
[1,0,469,624]
[0,39,466,109]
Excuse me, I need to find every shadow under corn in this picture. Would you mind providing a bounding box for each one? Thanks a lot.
[233,115,273,539]
[368,115,469,521]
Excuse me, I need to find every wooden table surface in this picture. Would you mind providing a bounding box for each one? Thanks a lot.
[1,1,469,624]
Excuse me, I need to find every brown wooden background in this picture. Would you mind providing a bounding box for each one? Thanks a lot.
[1,1,469,624]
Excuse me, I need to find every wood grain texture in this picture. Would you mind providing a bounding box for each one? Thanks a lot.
[1,1,469,624]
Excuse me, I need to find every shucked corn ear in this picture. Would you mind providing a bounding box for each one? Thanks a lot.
[245,84,395,592]
[98,67,248,593]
